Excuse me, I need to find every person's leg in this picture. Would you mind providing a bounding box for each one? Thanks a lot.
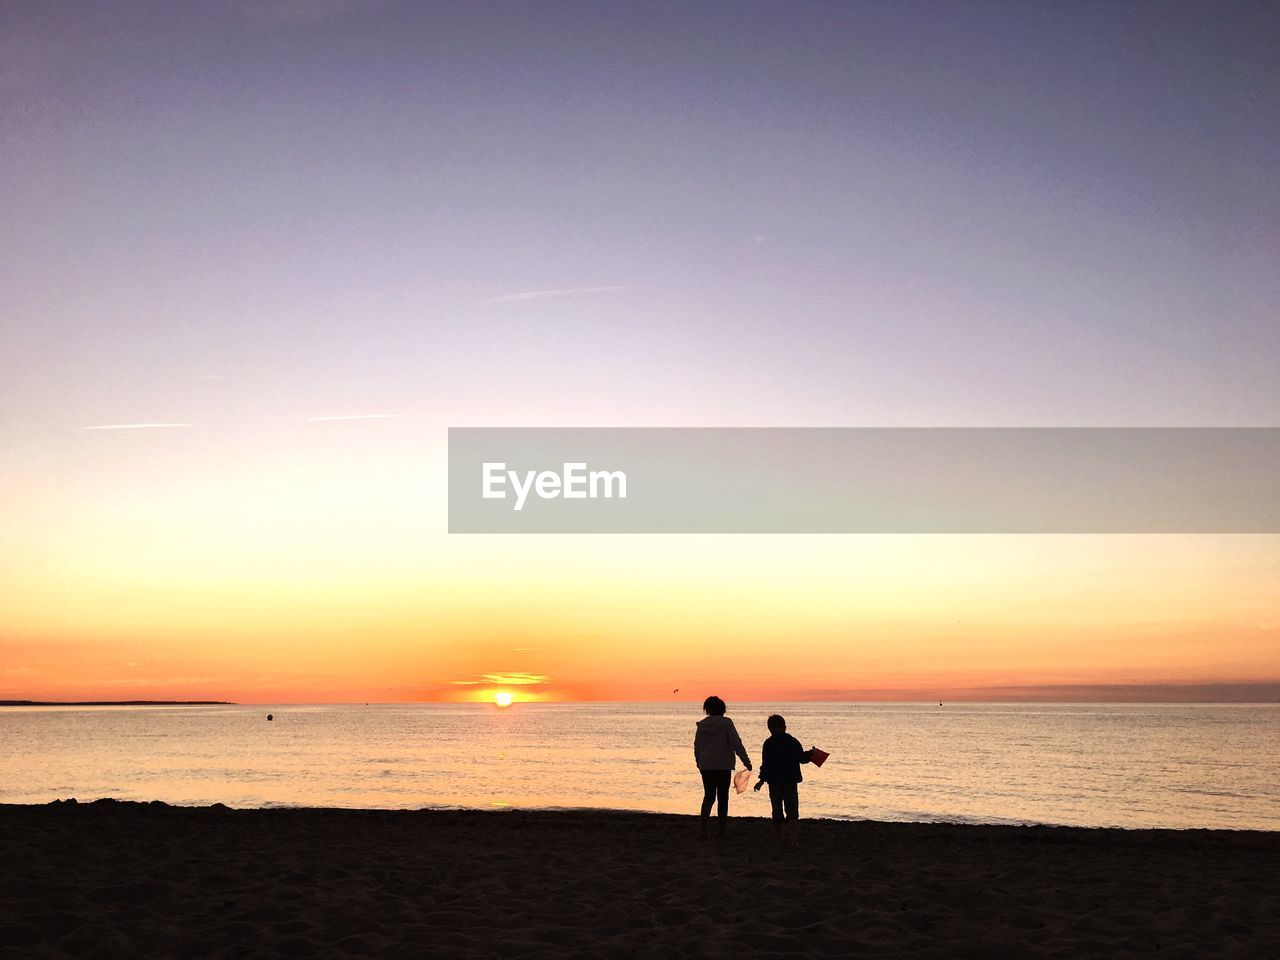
[768,783,785,843]
[784,783,800,845]
[715,771,730,836]
[699,771,717,838]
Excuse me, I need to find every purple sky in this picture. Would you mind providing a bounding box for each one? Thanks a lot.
[3,1,1277,436]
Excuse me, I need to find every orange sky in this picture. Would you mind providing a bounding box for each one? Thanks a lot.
[2,449,1276,705]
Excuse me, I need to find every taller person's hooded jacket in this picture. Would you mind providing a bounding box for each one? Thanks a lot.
[694,714,751,771]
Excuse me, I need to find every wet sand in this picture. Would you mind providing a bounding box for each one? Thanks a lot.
[1,800,1275,958]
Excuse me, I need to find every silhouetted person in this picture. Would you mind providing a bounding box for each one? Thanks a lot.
[753,714,813,845]
[694,695,751,839]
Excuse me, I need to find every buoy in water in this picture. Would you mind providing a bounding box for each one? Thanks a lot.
[266,714,273,721]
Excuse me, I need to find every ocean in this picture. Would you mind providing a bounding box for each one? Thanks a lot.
[2,702,1276,830]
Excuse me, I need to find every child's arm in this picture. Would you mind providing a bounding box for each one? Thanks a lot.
[798,737,813,763]
[728,719,752,770]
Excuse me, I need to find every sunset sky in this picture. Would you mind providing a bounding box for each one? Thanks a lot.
[2,2,1277,702]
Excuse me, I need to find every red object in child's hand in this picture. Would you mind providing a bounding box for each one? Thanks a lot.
[809,747,830,767]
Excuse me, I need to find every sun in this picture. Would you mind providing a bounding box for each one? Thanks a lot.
[493,691,514,708]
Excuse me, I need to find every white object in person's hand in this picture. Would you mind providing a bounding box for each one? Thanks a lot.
[733,769,752,794]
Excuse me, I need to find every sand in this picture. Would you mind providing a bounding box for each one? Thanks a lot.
[1,800,1275,958]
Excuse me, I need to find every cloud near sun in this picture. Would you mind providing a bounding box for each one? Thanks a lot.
[449,673,550,687]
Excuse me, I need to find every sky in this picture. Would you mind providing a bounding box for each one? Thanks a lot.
[1,1,1277,702]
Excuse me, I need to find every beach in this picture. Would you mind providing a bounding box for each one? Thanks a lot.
[1,801,1275,958]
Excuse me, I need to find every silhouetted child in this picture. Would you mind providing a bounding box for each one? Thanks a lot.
[753,714,813,845]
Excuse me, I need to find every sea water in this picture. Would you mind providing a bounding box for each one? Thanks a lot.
[2,702,1276,829]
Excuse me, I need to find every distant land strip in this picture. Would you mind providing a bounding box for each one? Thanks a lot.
[0,700,235,707]
[791,683,1280,703]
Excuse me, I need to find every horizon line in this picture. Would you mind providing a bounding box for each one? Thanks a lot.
[6,701,1278,708]
[9,682,1279,707]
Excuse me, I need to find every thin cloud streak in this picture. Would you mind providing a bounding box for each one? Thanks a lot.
[82,423,191,430]
[485,285,628,304]
[306,414,398,422]
[450,672,551,687]
[243,0,388,27]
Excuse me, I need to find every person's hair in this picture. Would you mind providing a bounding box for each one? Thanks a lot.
[702,695,726,716]
[767,714,786,733]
